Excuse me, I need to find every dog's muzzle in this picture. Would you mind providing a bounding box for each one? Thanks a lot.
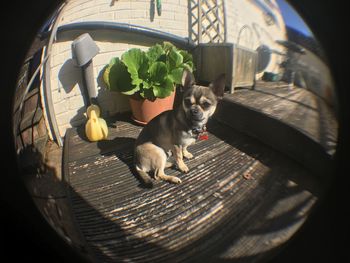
[190,107,203,121]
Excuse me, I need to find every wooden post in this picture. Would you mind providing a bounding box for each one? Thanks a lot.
[223,0,227,42]
[198,0,202,43]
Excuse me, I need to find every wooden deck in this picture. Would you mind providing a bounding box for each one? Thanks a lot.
[63,116,324,263]
[230,83,337,156]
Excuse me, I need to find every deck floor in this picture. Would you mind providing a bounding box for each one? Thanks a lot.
[63,118,323,263]
[231,83,337,156]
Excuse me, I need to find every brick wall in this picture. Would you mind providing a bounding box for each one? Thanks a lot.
[225,0,287,78]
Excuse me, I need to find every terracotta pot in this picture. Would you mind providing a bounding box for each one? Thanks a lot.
[129,91,175,125]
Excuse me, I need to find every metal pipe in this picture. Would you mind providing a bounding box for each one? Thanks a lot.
[57,21,195,50]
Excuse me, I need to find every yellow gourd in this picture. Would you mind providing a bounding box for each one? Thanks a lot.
[85,105,108,141]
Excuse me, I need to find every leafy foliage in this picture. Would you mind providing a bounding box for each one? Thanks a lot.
[103,42,194,100]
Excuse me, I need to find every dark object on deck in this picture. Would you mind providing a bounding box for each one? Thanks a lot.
[262,71,281,82]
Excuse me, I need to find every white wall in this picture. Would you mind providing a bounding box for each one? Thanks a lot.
[226,0,287,77]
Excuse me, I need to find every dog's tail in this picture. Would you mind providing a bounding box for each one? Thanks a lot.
[135,166,153,188]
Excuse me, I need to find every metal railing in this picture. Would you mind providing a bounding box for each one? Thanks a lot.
[57,21,196,50]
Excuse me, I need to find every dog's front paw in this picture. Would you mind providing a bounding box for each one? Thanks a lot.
[171,176,182,184]
[178,163,189,173]
[183,151,193,159]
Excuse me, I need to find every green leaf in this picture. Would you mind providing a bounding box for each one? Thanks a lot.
[152,77,174,98]
[163,41,176,53]
[149,62,167,83]
[181,63,194,72]
[169,68,184,84]
[168,49,183,70]
[146,44,164,64]
[158,54,167,63]
[103,65,111,88]
[103,57,122,88]
[142,81,151,90]
[105,57,138,95]
[121,48,149,88]
[108,57,119,65]
[179,50,192,63]
[180,51,195,71]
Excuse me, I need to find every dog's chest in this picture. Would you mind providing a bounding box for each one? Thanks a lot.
[179,131,196,146]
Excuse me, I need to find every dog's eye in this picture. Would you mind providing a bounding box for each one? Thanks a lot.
[202,101,211,109]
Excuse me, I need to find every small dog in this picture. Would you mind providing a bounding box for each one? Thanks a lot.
[134,70,225,186]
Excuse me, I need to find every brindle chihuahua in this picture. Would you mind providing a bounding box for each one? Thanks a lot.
[134,70,225,186]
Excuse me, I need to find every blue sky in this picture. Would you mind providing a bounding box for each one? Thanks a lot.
[276,0,312,36]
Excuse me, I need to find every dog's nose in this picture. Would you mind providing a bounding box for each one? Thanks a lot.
[191,107,203,118]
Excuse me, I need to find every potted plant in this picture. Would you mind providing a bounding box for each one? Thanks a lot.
[103,42,194,124]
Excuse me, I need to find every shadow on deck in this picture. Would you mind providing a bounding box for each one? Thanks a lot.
[62,113,325,263]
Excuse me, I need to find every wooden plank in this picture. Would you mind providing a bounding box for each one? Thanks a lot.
[227,84,337,156]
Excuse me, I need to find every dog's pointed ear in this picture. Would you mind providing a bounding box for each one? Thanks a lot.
[181,69,195,89]
[209,73,226,98]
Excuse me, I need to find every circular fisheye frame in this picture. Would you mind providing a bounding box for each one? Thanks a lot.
[11,1,338,262]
